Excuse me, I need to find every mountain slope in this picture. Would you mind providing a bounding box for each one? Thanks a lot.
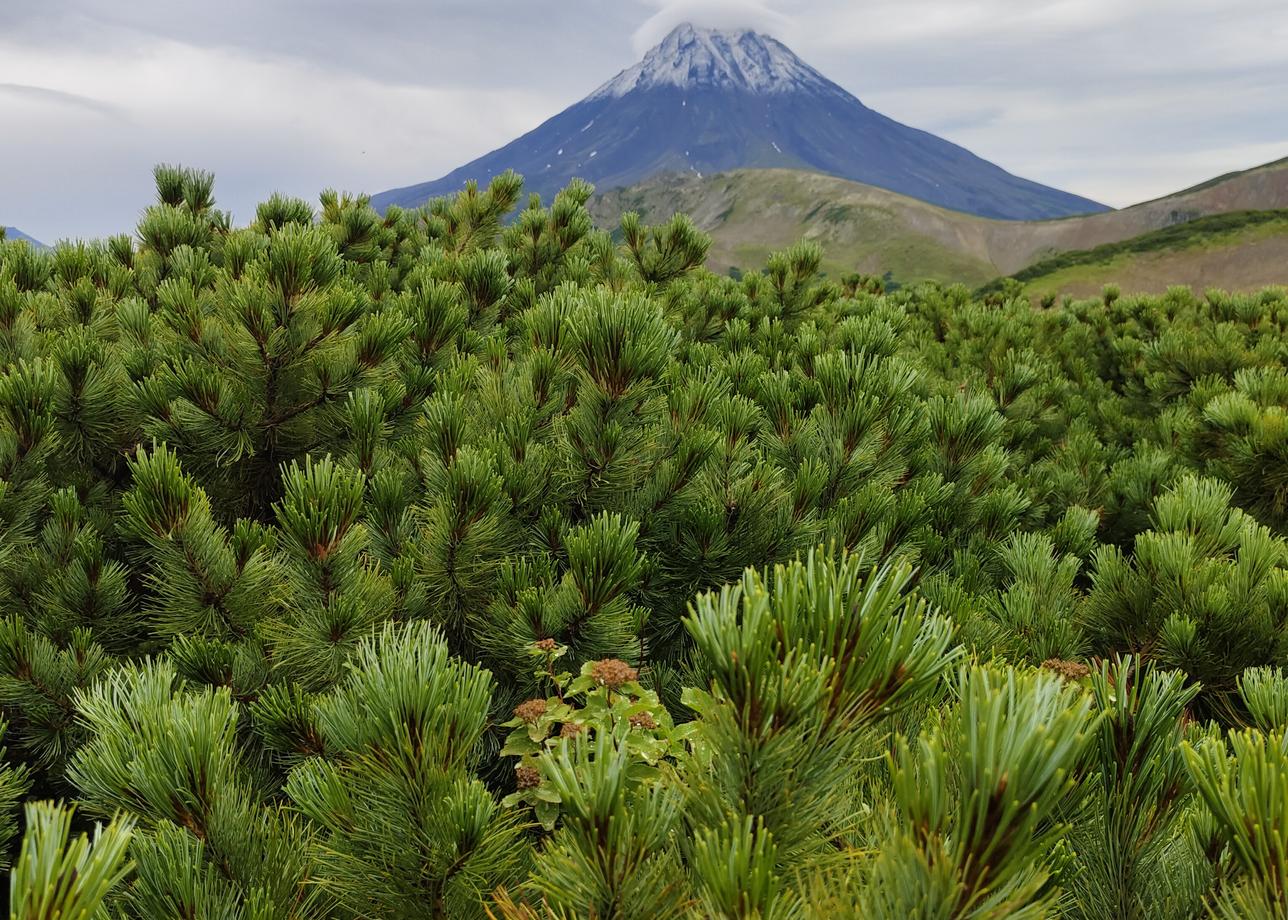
[994,210,1288,299]
[986,155,1288,269]
[373,24,1106,221]
[589,156,1288,285]
[591,169,1003,285]
[2,227,45,248]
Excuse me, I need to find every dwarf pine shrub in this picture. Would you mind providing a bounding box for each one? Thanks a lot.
[2,165,1288,916]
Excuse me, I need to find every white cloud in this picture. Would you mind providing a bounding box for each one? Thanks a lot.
[632,0,796,54]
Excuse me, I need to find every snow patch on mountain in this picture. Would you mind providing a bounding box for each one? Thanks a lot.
[590,23,832,99]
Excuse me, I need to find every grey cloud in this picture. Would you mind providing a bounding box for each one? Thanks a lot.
[0,82,123,118]
[921,107,1006,136]
[1,0,1285,240]
[0,1,643,96]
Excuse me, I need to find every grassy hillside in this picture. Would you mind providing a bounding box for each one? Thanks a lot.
[590,157,1288,286]
[992,210,1288,298]
[592,170,1005,286]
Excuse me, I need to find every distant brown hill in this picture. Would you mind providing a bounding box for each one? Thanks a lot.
[589,157,1288,289]
[988,209,1288,299]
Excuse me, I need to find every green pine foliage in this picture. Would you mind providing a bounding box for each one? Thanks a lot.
[1,165,1287,915]
[9,801,134,919]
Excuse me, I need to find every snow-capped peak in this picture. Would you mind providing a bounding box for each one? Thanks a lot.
[590,23,833,99]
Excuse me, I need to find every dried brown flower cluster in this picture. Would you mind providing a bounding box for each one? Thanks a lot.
[559,722,585,738]
[514,698,548,723]
[628,712,657,730]
[534,638,558,652]
[515,765,541,790]
[591,658,638,690]
[1041,659,1092,682]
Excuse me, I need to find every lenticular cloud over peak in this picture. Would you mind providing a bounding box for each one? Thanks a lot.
[630,0,794,55]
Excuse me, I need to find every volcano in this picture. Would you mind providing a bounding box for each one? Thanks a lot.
[372,23,1107,221]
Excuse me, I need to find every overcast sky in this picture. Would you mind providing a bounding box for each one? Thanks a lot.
[3,0,1286,241]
